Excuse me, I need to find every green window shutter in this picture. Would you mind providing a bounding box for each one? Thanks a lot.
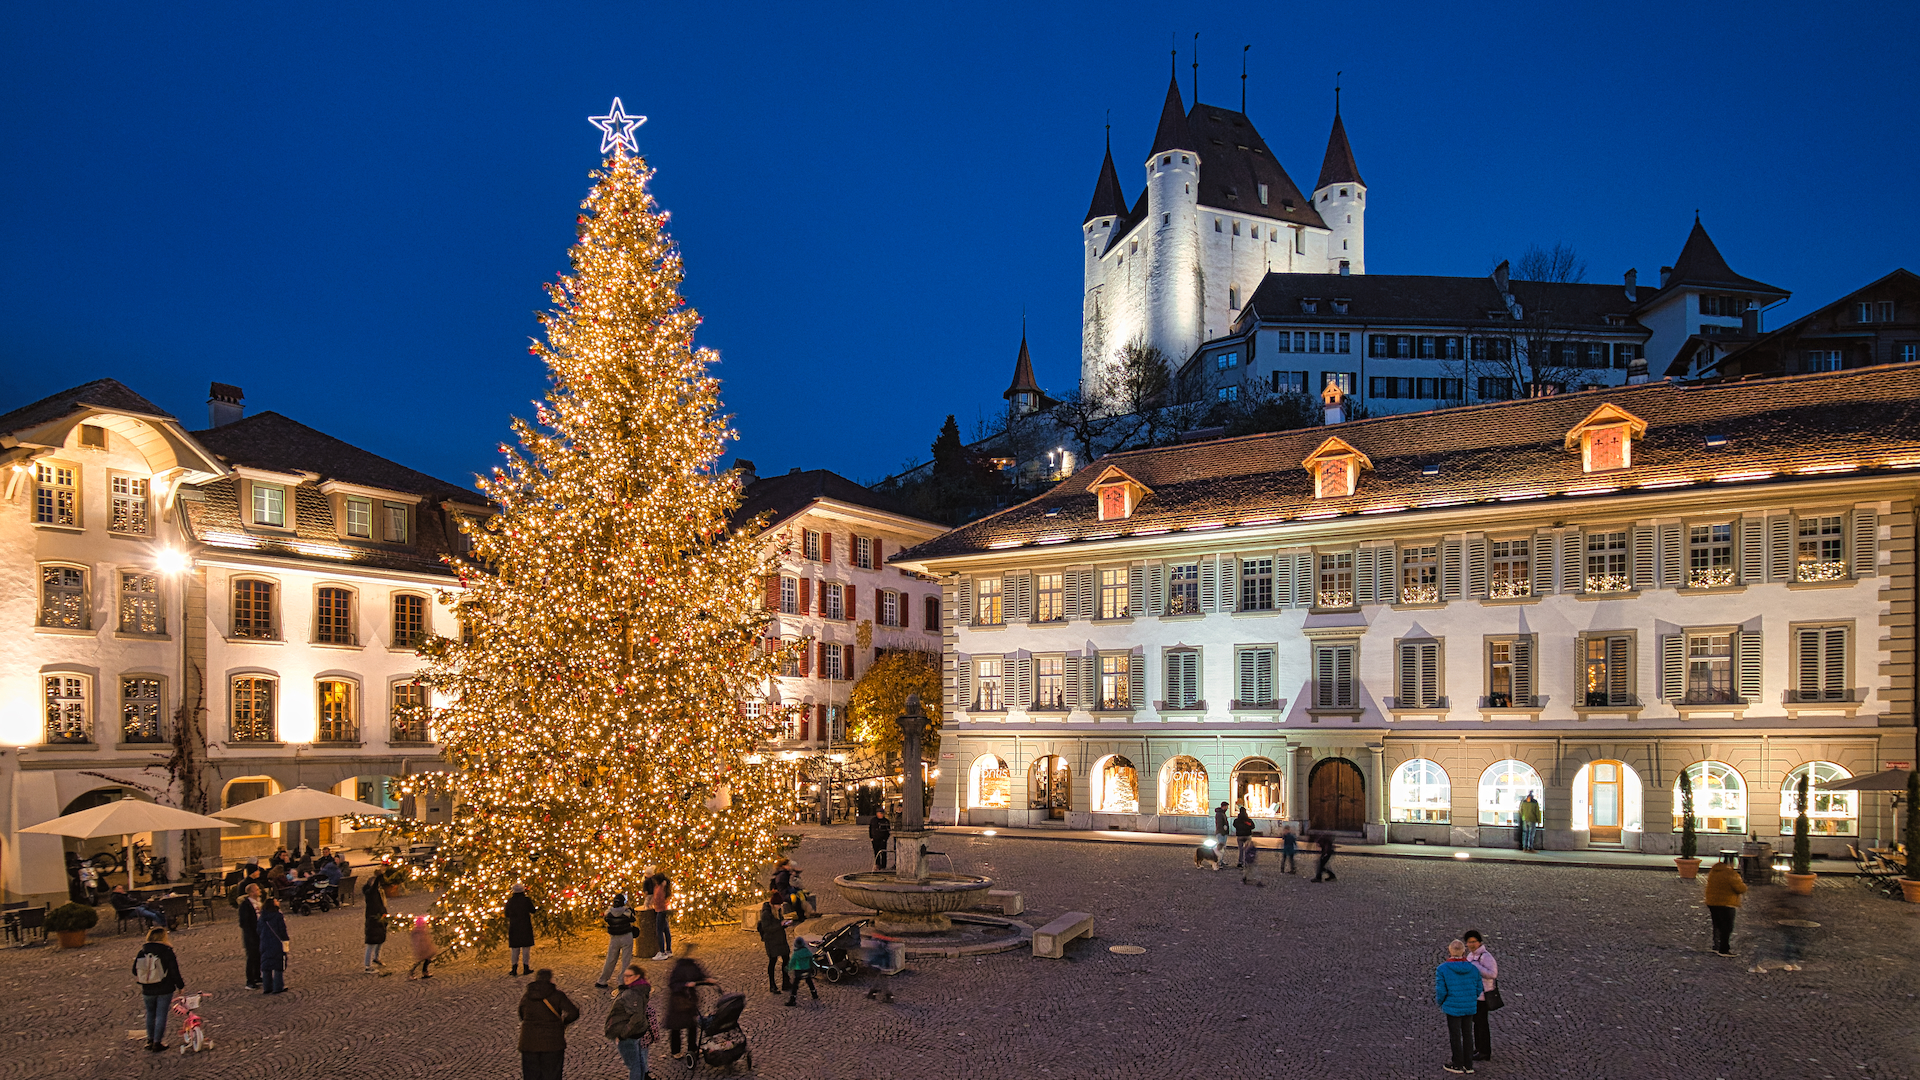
[1511,636,1533,706]
[1735,629,1763,703]
[1659,524,1683,588]
[1130,652,1147,709]
[1852,509,1877,576]
[1632,526,1656,590]
[1767,516,1793,582]
[1660,635,1684,703]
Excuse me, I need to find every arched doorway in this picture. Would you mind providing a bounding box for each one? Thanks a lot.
[1029,755,1070,819]
[1308,758,1366,834]
[1587,760,1626,844]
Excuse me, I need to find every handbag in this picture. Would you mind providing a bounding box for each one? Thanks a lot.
[1483,981,1505,1011]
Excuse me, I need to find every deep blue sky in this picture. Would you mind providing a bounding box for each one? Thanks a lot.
[4,3,1916,492]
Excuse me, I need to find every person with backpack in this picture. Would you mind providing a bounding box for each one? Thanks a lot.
[597,893,637,988]
[257,897,290,994]
[235,882,263,989]
[784,936,819,1006]
[1233,807,1257,868]
[518,968,580,1080]
[506,883,537,975]
[133,927,185,1051]
[604,962,653,1080]
[363,876,389,973]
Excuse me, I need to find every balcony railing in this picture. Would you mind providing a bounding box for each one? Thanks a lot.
[1400,584,1439,604]
[1481,693,1537,709]
[1687,567,1736,589]
[1584,573,1631,594]
[1796,560,1847,582]
[1387,696,1449,710]
[1489,580,1531,599]
[1317,590,1354,608]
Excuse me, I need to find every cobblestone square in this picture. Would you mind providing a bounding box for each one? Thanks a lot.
[3,831,1914,1080]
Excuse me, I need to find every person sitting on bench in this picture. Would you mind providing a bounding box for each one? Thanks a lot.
[109,885,166,928]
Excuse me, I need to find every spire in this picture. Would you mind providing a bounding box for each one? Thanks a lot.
[1083,133,1128,224]
[1315,110,1364,190]
[1661,218,1787,298]
[1148,69,1193,158]
[1004,327,1042,401]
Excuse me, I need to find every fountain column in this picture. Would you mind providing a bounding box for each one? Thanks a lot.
[890,693,932,883]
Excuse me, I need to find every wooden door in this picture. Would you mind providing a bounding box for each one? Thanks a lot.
[1030,756,1071,819]
[1309,758,1366,834]
[1588,761,1623,844]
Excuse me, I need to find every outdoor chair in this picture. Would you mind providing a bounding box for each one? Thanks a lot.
[13,905,47,947]
[160,895,193,930]
[337,875,357,906]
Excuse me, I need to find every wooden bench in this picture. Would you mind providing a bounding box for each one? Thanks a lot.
[972,889,1024,915]
[1031,912,1093,959]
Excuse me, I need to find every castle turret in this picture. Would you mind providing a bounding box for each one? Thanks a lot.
[1313,107,1366,275]
[1141,70,1204,377]
[1004,328,1045,416]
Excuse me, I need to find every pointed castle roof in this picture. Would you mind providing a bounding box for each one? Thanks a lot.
[1148,72,1193,157]
[1004,330,1042,400]
[1083,140,1129,224]
[1658,218,1787,299]
[1315,112,1365,190]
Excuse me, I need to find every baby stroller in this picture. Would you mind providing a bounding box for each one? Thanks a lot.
[812,923,864,983]
[287,876,336,915]
[691,990,750,1073]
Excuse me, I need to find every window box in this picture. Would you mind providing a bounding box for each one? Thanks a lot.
[112,631,171,642]
[313,740,365,749]
[1229,699,1284,713]
[1786,578,1857,591]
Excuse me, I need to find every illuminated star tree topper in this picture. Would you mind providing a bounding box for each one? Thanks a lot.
[588,97,645,154]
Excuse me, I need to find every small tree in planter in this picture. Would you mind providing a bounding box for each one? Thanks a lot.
[1901,768,1920,903]
[1675,768,1702,879]
[46,901,99,948]
[1785,773,1817,894]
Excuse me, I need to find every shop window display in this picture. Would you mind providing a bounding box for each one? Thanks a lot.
[1093,755,1140,813]
[1672,761,1747,834]
[1778,761,1856,836]
[1477,759,1542,825]
[1232,757,1284,818]
[1390,758,1451,823]
[1160,755,1209,816]
[969,754,1011,809]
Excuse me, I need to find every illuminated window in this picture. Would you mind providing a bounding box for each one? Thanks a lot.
[1674,761,1746,833]
[1582,633,1633,706]
[1684,632,1734,703]
[1160,755,1209,816]
[1584,531,1630,593]
[1796,516,1846,581]
[44,674,91,744]
[1317,552,1354,608]
[1391,759,1450,823]
[229,677,276,742]
[382,503,409,543]
[1034,573,1064,622]
[109,475,150,535]
[974,658,1003,711]
[119,570,162,634]
[969,754,1011,809]
[1167,563,1200,614]
[974,578,1002,625]
[1400,546,1438,604]
[1233,758,1283,818]
[1490,540,1530,598]
[39,564,88,629]
[33,462,77,526]
[1485,636,1534,707]
[391,682,429,743]
[1687,524,1735,588]
[251,482,286,527]
[1779,761,1856,836]
[1098,654,1130,710]
[1094,756,1140,813]
[121,676,163,743]
[1097,568,1129,619]
[1034,656,1065,709]
[317,679,358,742]
[1478,759,1542,825]
[344,496,373,538]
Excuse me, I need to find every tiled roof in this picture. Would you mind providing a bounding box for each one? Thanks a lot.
[190,412,479,504]
[894,363,1920,562]
[1315,112,1364,190]
[1186,103,1324,230]
[0,378,173,437]
[178,479,461,576]
[1083,142,1129,224]
[1004,332,1042,398]
[1148,73,1193,157]
[1239,273,1645,332]
[1643,219,1786,301]
[730,469,920,533]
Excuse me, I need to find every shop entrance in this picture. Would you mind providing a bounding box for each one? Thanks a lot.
[1308,758,1366,834]
[1587,760,1624,844]
[1029,755,1070,820]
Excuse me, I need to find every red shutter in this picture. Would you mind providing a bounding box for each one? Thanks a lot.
[763,574,780,610]
[816,640,826,674]
[822,532,833,564]
[799,708,810,741]
[798,578,811,614]
[873,537,883,566]
[844,644,855,679]
[845,584,856,621]
[798,642,810,677]
[817,581,827,615]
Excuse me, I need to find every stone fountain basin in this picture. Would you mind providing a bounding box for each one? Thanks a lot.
[834,872,995,933]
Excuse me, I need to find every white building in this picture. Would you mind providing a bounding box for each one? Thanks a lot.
[0,381,482,902]
[895,364,1919,856]
[1082,72,1363,391]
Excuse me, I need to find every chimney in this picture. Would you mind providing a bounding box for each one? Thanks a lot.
[1625,356,1650,385]
[207,383,245,428]
[1623,268,1637,303]
[1659,265,1673,288]
[1321,379,1346,425]
[1491,259,1510,295]
[1741,306,1759,334]
[731,458,758,485]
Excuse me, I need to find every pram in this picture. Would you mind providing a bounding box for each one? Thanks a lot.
[811,922,864,983]
[285,876,336,915]
[691,990,751,1073]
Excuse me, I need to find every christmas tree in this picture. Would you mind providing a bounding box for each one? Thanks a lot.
[408,135,790,951]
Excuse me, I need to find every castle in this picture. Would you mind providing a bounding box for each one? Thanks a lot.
[1081,66,1364,391]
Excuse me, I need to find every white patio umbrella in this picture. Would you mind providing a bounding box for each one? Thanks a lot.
[211,785,398,824]
[20,795,236,887]
[1820,769,1911,848]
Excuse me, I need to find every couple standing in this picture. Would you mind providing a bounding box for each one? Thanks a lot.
[1434,930,1499,1073]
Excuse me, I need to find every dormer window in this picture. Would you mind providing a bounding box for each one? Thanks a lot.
[1301,298,1319,315]
[1332,299,1350,314]
[1565,403,1648,473]
[1090,466,1152,522]
[1303,436,1372,499]
[1257,183,1269,204]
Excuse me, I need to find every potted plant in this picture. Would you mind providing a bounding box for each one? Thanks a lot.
[46,901,100,948]
[1901,768,1920,904]
[1674,768,1702,879]
[1784,773,1817,894]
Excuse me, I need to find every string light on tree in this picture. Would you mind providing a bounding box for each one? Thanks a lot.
[379,99,793,953]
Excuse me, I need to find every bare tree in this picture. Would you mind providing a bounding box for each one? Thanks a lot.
[1513,242,1588,284]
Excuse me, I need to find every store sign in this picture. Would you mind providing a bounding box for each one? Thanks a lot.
[1884,761,1910,771]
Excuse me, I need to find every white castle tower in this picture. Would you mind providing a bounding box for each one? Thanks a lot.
[1080,68,1366,395]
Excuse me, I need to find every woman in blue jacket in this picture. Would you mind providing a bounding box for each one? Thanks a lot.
[1434,939,1482,1074]
[257,897,291,994]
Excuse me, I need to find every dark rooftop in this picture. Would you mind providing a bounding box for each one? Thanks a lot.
[1237,272,1646,331]
[190,411,480,504]
[730,468,920,533]
[0,378,174,437]
[1315,112,1364,190]
[1644,219,1787,301]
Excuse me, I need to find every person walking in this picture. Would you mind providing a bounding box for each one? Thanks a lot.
[1703,855,1748,956]
[868,809,891,870]
[1518,792,1542,852]
[784,936,819,1006]
[1463,929,1499,1062]
[1233,807,1256,868]
[756,889,792,995]
[665,944,717,1061]
[236,882,263,989]
[1213,802,1231,849]
[647,873,673,960]
[1311,831,1338,882]
[605,963,654,1080]
[133,927,185,1051]
[1280,826,1299,875]
[363,877,389,973]
[1240,827,1264,886]
[1435,939,1482,1073]
[407,914,439,980]
[506,883,537,976]
[517,968,580,1080]
[257,897,290,994]
[597,893,637,988]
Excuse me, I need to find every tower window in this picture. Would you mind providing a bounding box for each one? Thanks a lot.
[1346,214,1352,223]
[1162,214,1169,224]
[1343,240,1349,250]
[1257,183,1269,205]
[1232,221,1240,236]
[1340,188,1349,197]
[1162,155,1171,164]
[1130,240,1138,253]
[1181,155,1189,164]
[1215,219,1222,232]
[1185,183,1190,194]
[1251,226,1260,239]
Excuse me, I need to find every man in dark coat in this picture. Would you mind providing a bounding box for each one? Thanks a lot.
[363,877,389,972]
[505,883,537,975]
[517,968,579,1080]
[1232,807,1256,867]
[756,889,792,994]
[868,810,892,869]
[663,945,717,1061]
[235,883,262,989]
[1311,831,1338,883]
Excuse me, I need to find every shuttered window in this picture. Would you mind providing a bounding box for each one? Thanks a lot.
[1794,626,1848,702]
[1396,640,1442,708]
[1314,643,1357,708]
[1795,515,1847,581]
[1486,636,1534,707]
[1167,563,1200,614]
[1317,553,1354,608]
[1163,649,1200,709]
[1236,647,1276,707]
[1489,540,1530,598]
[1582,633,1633,707]
[1034,656,1066,710]
[975,578,1002,624]
[1687,524,1735,588]
[1240,558,1274,610]
[1098,654,1130,710]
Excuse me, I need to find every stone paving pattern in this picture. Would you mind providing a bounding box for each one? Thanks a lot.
[1,829,1914,1080]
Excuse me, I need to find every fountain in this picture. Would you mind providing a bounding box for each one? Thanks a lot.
[833,694,994,933]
